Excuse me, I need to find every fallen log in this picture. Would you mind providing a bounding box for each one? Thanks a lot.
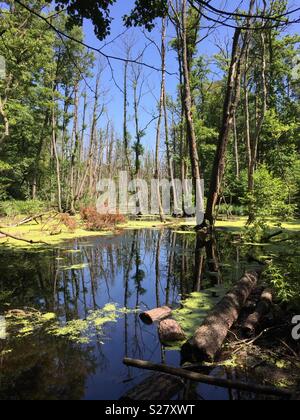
[12,211,52,227]
[0,230,49,245]
[140,306,172,325]
[120,373,183,400]
[158,319,186,344]
[183,270,259,362]
[242,289,273,337]
[123,358,291,398]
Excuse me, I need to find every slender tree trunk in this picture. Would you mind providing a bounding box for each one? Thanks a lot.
[51,97,62,213]
[205,0,255,226]
[123,60,132,175]
[76,76,101,203]
[155,18,167,223]
[244,48,252,182]
[32,113,49,199]
[205,29,243,225]
[248,32,268,224]
[133,77,142,178]
[233,111,240,179]
[181,0,203,226]
[0,73,12,146]
[178,47,187,217]
[79,90,88,168]
[0,96,9,145]
[163,67,179,215]
[70,81,80,214]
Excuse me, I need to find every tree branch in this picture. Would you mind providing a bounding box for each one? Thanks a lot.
[14,0,177,76]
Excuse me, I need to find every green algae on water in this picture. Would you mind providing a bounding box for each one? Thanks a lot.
[5,303,137,345]
[163,286,227,350]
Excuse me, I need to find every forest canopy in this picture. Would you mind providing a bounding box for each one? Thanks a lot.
[0,0,299,224]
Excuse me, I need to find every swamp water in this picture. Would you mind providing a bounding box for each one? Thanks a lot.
[0,228,298,400]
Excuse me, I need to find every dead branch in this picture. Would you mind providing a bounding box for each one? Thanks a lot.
[123,358,292,398]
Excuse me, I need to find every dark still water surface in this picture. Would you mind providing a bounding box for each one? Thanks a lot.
[0,229,259,400]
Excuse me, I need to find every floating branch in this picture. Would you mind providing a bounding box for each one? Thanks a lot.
[123,358,292,398]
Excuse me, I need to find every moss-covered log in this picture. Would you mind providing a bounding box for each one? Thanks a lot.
[183,271,259,361]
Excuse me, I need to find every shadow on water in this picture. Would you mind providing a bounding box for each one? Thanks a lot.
[0,229,281,400]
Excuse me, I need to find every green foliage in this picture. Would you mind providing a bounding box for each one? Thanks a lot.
[124,0,167,31]
[218,204,248,217]
[46,0,117,40]
[0,2,95,204]
[0,200,46,217]
[242,165,296,220]
[0,160,13,200]
[242,219,276,243]
[263,260,300,311]
[44,0,168,37]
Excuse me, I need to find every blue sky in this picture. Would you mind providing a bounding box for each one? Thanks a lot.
[80,0,299,153]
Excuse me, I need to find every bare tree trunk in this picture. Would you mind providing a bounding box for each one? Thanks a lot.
[175,23,187,217]
[155,18,167,223]
[247,32,268,224]
[0,74,12,146]
[163,68,180,215]
[181,0,203,226]
[70,81,80,214]
[51,96,62,213]
[79,90,88,168]
[205,0,255,226]
[123,59,132,176]
[32,113,49,199]
[0,96,9,144]
[76,76,101,203]
[244,48,252,184]
[205,29,244,226]
[233,111,240,179]
[132,66,143,179]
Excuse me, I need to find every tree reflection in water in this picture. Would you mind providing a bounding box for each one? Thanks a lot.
[0,229,260,400]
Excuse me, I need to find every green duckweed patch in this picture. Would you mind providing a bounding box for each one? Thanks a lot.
[165,286,227,349]
[5,304,139,345]
[0,217,298,250]
[0,218,184,250]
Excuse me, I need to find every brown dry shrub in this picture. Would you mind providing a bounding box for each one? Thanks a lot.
[80,207,126,231]
[59,213,77,232]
